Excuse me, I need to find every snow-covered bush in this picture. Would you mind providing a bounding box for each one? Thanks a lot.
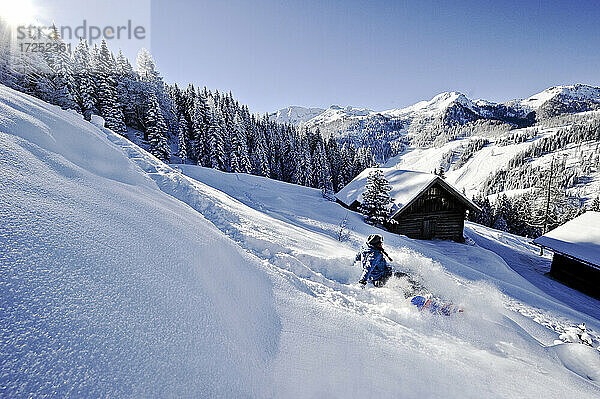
[559,323,594,347]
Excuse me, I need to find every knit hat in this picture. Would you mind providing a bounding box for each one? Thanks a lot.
[366,234,383,247]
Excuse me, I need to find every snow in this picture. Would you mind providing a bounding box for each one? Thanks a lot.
[269,106,325,125]
[382,91,475,118]
[335,167,478,215]
[382,125,567,200]
[303,105,375,127]
[515,84,600,111]
[3,84,600,397]
[466,222,600,323]
[552,344,600,382]
[176,165,600,396]
[533,212,600,267]
[336,167,435,208]
[0,85,279,397]
[278,91,480,128]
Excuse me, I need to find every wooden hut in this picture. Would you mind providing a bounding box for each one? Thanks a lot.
[336,168,480,242]
[533,211,600,299]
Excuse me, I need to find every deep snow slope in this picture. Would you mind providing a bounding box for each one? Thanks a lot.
[2,84,600,397]
[0,85,280,397]
[173,165,600,395]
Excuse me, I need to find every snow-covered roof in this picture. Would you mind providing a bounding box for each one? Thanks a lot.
[533,211,600,267]
[335,168,480,217]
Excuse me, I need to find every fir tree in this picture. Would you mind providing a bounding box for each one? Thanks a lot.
[231,112,251,173]
[192,91,210,166]
[94,40,127,134]
[437,165,446,179]
[115,49,138,127]
[46,25,78,110]
[360,169,392,225]
[207,107,226,170]
[136,48,159,82]
[72,39,96,120]
[177,114,188,163]
[529,157,573,234]
[590,196,600,212]
[145,93,170,161]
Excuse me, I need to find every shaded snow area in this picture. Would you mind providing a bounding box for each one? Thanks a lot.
[2,85,600,397]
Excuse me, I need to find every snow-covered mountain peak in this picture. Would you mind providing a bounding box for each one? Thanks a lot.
[381,91,476,119]
[512,84,600,111]
[303,104,375,127]
[269,105,325,125]
[409,91,468,112]
[273,84,600,128]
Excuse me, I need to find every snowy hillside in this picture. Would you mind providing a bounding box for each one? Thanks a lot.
[0,85,278,397]
[384,119,600,204]
[509,84,600,117]
[3,85,600,397]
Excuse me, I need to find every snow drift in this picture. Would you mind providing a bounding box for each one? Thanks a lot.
[0,85,279,397]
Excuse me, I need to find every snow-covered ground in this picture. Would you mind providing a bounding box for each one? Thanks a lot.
[2,84,600,397]
[384,123,600,203]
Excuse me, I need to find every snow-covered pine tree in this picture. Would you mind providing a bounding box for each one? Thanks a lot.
[94,40,127,135]
[280,128,300,184]
[136,48,159,82]
[114,49,138,127]
[492,194,513,232]
[136,48,175,134]
[325,136,343,192]
[145,93,170,161]
[250,122,270,177]
[182,84,197,152]
[437,165,446,179]
[312,134,334,196]
[192,91,210,166]
[528,157,577,234]
[72,40,96,120]
[360,169,392,225]
[177,114,188,163]
[206,106,226,170]
[590,196,600,212]
[231,112,251,173]
[471,194,494,226]
[46,25,78,110]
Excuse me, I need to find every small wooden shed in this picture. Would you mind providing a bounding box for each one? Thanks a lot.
[533,211,600,299]
[336,168,480,241]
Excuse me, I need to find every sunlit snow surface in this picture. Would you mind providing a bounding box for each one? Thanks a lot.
[0,86,279,397]
[1,84,600,397]
[533,211,600,267]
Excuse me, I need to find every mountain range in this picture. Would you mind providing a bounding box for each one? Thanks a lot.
[270,84,600,134]
[272,84,600,206]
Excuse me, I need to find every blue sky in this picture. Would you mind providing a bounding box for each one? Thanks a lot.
[35,0,600,113]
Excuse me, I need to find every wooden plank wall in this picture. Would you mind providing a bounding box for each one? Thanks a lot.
[550,254,600,299]
[388,183,467,241]
[388,210,465,241]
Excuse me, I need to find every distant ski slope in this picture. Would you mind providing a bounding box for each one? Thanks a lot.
[2,84,600,397]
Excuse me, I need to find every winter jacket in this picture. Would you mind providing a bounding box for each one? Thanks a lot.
[356,245,390,282]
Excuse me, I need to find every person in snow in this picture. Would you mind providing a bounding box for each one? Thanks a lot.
[356,234,393,287]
